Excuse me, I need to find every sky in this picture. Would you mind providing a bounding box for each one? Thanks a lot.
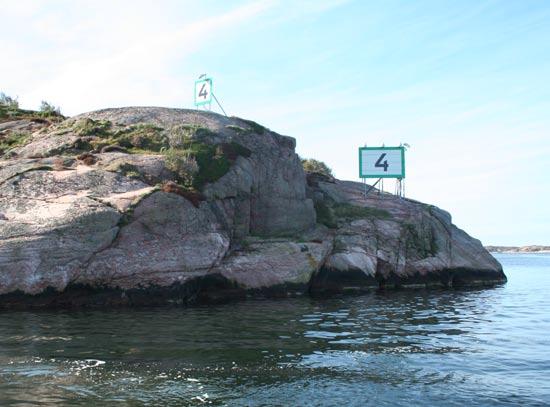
[1,0,549,246]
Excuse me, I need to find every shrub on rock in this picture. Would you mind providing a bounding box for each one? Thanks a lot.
[301,158,333,177]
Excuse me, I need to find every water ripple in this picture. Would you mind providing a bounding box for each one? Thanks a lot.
[0,253,548,406]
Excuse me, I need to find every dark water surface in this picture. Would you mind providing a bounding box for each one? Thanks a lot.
[1,254,549,406]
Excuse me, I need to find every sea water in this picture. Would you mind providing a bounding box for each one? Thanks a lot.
[0,253,549,406]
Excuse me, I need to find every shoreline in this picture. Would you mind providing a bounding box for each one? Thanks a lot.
[486,246,550,254]
[491,251,550,254]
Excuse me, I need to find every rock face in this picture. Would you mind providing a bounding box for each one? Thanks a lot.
[305,177,504,294]
[0,107,505,308]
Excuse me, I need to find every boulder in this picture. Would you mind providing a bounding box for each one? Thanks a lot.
[213,237,333,294]
[78,191,230,289]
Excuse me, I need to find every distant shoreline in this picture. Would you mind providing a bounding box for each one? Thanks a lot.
[486,245,550,254]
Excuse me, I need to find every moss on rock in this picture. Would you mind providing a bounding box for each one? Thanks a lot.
[314,200,391,228]
[403,222,438,258]
[225,125,250,134]
[182,142,231,189]
[72,118,112,137]
[0,131,31,155]
[163,141,251,189]
[333,203,392,220]
[169,124,217,147]
[314,201,338,228]
[237,118,266,135]
[119,124,167,152]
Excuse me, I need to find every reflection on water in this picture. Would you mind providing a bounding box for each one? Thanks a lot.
[1,254,549,406]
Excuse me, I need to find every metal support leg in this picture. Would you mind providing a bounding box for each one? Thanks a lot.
[365,178,382,197]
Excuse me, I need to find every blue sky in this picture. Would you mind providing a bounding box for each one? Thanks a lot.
[2,0,549,245]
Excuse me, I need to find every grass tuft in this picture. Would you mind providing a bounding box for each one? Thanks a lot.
[164,141,251,189]
[333,203,392,220]
[73,118,112,137]
[237,118,266,134]
[0,131,31,155]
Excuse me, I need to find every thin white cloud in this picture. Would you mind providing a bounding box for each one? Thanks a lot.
[1,0,275,114]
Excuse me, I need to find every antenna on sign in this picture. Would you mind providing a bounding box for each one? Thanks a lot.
[362,142,368,196]
[397,142,410,198]
[379,144,384,196]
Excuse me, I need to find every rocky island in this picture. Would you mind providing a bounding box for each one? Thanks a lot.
[0,106,506,308]
[485,245,550,253]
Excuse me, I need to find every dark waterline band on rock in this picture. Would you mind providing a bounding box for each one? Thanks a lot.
[0,268,507,310]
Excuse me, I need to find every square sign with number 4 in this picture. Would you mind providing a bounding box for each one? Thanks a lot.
[194,78,212,106]
[359,147,405,178]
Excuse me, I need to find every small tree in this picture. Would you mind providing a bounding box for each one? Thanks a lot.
[301,158,333,177]
[0,92,19,109]
[39,100,61,116]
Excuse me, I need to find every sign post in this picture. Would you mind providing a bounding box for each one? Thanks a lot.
[193,75,228,116]
[359,146,406,197]
[194,77,213,109]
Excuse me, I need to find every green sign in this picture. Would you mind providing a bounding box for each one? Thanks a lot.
[194,77,213,107]
[359,146,405,178]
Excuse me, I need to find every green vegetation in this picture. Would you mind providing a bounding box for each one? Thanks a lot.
[403,223,438,257]
[314,200,391,228]
[164,148,198,186]
[119,124,166,152]
[175,141,251,189]
[69,119,167,152]
[0,92,19,110]
[169,124,216,147]
[219,141,252,160]
[0,131,30,155]
[237,118,266,134]
[182,143,228,188]
[301,158,333,177]
[39,101,61,116]
[1,92,64,122]
[87,121,250,188]
[1,103,252,190]
[333,203,392,220]
[115,163,144,180]
[124,170,142,179]
[314,201,337,228]
[225,125,250,134]
[72,118,112,137]
[65,118,251,189]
